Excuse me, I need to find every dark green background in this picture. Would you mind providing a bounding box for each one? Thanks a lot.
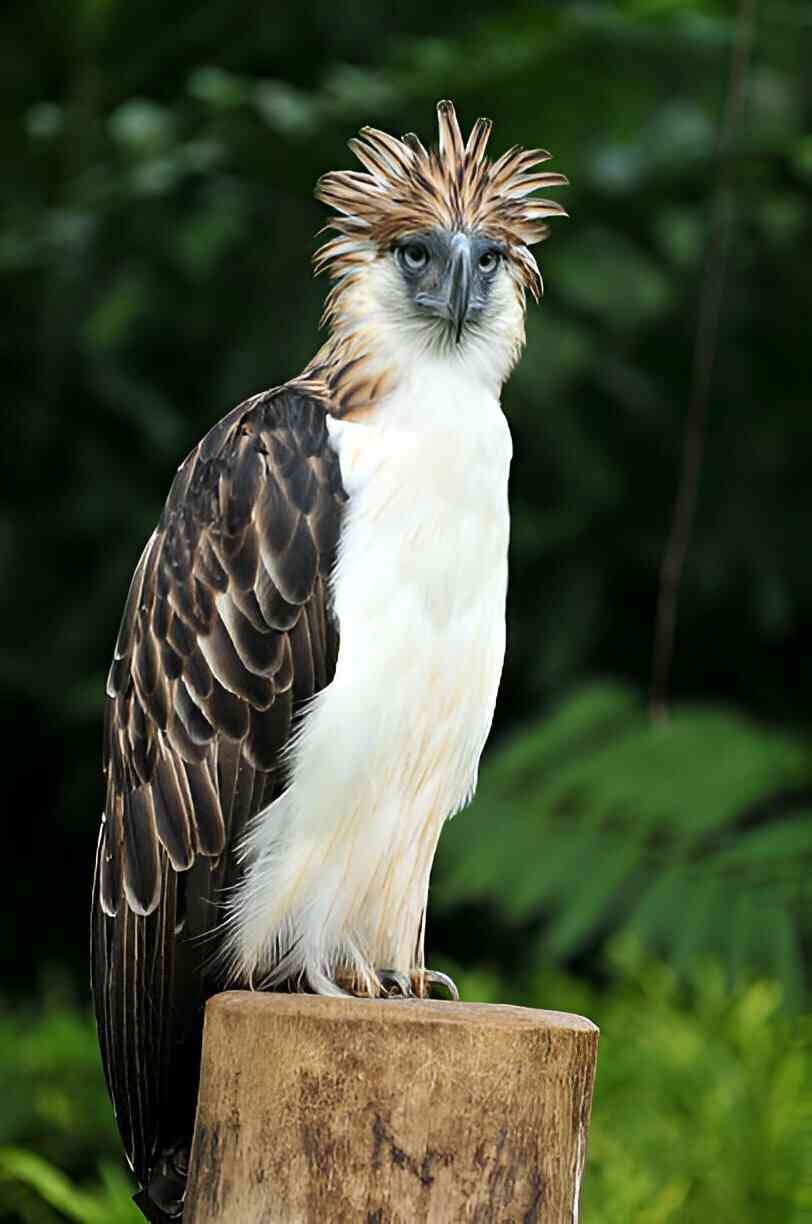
[1,1,810,1220]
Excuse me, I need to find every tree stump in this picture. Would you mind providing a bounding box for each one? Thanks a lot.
[184,992,598,1223]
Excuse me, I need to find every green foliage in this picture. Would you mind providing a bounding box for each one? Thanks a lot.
[457,943,812,1224]
[0,1151,138,1224]
[438,683,812,1003]
[0,1004,113,1165]
[0,1004,139,1222]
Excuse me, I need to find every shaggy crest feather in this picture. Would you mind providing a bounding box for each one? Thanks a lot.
[314,99,568,303]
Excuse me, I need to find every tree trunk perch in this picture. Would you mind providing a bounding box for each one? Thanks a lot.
[184,992,598,1223]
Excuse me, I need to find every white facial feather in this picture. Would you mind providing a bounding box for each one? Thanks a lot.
[339,253,527,394]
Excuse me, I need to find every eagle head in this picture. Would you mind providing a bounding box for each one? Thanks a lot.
[313,101,567,380]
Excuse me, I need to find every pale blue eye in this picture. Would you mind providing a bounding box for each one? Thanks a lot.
[399,243,429,272]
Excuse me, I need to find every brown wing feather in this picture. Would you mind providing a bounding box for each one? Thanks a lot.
[91,384,345,1214]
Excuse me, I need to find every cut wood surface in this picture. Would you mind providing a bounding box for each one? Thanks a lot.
[184,991,599,1223]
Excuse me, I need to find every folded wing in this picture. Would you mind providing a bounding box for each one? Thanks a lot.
[91,384,345,1210]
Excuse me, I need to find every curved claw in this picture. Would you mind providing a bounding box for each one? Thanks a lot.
[377,969,414,999]
[416,969,460,1002]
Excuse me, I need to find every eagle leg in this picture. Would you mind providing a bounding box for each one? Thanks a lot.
[376,969,415,998]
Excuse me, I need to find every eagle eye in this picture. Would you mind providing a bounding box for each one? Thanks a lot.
[478,249,501,274]
[398,242,430,273]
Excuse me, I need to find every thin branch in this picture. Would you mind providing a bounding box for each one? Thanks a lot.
[650,0,756,724]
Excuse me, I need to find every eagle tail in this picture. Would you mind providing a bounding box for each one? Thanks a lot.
[132,1147,187,1221]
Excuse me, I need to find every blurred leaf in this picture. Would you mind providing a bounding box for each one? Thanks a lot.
[438,683,812,1002]
[556,228,673,330]
[512,943,811,1224]
[253,81,320,136]
[83,269,152,349]
[26,104,64,142]
[108,100,176,155]
[187,66,252,109]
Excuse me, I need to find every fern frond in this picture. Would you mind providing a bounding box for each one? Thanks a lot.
[436,683,812,1001]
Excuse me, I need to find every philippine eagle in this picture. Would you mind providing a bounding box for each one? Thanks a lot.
[91,100,567,1220]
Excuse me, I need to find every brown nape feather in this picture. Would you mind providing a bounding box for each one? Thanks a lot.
[313,98,568,304]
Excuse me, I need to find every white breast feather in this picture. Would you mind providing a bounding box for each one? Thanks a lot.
[224,354,512,993]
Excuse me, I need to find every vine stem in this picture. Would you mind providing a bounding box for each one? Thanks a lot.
[650,0,756,724]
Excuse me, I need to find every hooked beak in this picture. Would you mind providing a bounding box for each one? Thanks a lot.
[447,234,473,343]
